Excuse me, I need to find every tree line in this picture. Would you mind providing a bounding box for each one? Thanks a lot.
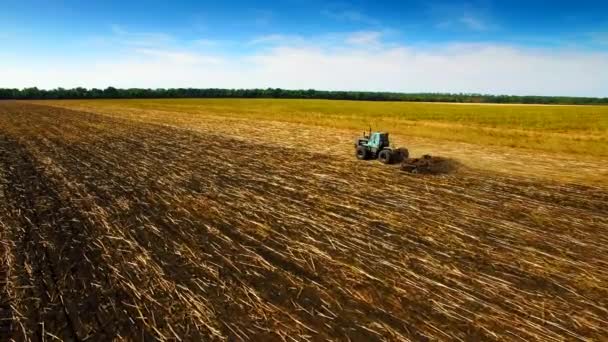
[1,87,606,105]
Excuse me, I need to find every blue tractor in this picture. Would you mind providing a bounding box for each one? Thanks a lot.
[354,129,408,164]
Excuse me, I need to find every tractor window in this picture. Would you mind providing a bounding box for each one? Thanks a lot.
[370,134,378,147]
[379,134,388,146]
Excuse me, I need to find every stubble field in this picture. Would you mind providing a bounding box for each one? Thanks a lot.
[0,100,607,341]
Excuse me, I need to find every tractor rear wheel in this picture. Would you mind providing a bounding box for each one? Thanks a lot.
[378,149,393,164]
[356,146,370,160]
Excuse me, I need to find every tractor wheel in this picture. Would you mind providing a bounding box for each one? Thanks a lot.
[356,146,370,160]
[378,150,393,164]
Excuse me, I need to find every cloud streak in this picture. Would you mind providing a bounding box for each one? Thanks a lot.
[135,48,223,65]
[431,2,495,32]
[458,15,487,31]
[248,34,304,46]
[109,24,173,47]
[345,31,383,46]
[321,9,380,26]
[437,14,489,31]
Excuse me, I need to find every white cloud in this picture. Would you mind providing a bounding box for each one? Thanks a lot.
[250,31,389,49]
[2,33,607,97]
[248,34,303,46]
[242,43,608,96]
[345,31,383,46]
[134,48,223,65]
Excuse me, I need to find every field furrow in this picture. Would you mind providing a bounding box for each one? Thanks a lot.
[0,102,606,341]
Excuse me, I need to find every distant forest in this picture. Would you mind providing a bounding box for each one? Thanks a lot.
[1,87,607,105]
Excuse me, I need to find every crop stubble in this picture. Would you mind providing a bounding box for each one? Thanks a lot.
[0,102,607,341]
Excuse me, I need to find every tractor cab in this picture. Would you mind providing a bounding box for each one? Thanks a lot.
[355,131,390,151]
[366,132,390,151]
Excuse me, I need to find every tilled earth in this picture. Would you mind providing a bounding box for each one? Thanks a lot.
[0,102,607,341]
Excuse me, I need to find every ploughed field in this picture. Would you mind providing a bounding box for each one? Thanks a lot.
[0,101,607,341]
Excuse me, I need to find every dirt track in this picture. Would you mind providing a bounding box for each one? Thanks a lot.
[1,102,607,341]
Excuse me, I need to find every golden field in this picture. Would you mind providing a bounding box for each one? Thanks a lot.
[38,98,608,185]
[42,99,608,155]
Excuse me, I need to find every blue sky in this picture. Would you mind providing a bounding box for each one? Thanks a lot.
[1,0,607,96]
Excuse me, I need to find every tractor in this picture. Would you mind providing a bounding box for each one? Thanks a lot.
[354,129,408,164]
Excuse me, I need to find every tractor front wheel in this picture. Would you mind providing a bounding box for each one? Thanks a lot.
[356,146,370,160]
[378,150,393,164]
